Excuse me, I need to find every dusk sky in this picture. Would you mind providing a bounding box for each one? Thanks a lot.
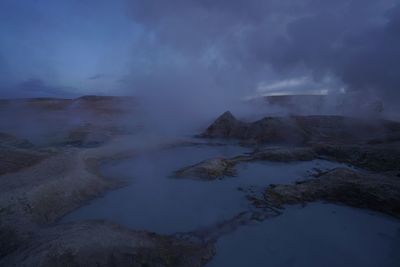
[1,0,399,102]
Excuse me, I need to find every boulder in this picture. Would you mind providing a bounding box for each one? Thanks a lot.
[175,158,236,180]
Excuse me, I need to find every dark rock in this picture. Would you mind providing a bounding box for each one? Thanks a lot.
[314,144,400,172]
[174,147,318,182]
[264,168,400,217]
[175,158,236,180]
[202,112,306,144]
[201,112,400,145]
[201,111,248,139]
[251,147,317,162]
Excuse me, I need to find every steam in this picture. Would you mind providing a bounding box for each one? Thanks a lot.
[1,0,400,124]
[124,0,400,118]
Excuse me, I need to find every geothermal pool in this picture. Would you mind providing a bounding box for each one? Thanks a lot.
[63,144,347,233]
[62,144,400,266]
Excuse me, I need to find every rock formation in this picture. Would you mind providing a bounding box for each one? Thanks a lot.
[175,158,236,180]
[201,111,400,145]
[262,168,400,217]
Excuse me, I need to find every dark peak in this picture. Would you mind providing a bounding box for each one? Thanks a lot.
[200,111,241,138]
[217,111,236,121]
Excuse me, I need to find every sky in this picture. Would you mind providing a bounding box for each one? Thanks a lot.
[0,0,399,103]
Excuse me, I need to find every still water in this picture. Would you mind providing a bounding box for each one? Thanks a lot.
[62,144,400,266]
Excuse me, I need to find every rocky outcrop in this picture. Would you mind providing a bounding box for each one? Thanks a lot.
[262,168,400,217]
[200,111,400,175]
[175,158,236,180]
[201,112,306,144]
[249,144,400,173]
[174,140,400,182]
[201,111,400,145]
[314,144,400,172]
[200,111,247,139]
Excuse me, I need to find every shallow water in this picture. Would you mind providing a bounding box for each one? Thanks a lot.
[62,144,352,234]
[62,144,400,266]
[208,203,400,267]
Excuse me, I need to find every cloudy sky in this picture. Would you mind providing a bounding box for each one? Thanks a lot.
[0,0,399,102]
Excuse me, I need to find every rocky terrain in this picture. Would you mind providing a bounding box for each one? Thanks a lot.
[181,111,400,219]
[0,133,50,176]
[0,136,214,267]
[173,144,400,181]
[260,168,400,217]
[1,101,400,266]
[201,111,400,145]
[0,97,214,267]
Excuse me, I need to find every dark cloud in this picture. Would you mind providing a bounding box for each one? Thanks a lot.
[126,0,400,104]
[266,1,400,102]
